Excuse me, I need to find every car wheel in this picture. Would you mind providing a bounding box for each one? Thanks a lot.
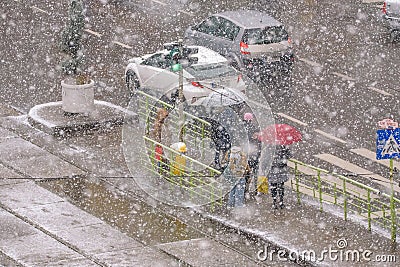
[126,70,140,96]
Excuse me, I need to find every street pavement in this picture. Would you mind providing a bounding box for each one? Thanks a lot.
[0,102,399,266]
[0,180,180,266]
[0,103,262,267]
[0,112,179,266]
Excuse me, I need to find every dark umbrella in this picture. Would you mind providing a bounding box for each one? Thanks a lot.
[256,124,302,145]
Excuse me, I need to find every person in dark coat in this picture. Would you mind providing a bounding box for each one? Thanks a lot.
[267,145,291,209]
[243,112,262,194]
[205,118,231,171]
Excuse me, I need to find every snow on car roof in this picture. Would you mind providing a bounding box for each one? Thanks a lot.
[191,46,228,65]
[217,10,281,29]
[160,46,228,65]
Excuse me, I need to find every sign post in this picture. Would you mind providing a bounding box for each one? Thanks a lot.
[376,118,399,244]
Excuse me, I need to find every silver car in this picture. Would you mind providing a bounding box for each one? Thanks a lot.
[184,10,294,83]
[383,0,400,40]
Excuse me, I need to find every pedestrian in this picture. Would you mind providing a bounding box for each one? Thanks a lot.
[267,145,291,209]
[170,142,187,176]
[243,112,262,194]
[155,144,163,170]
[224,146,250,208]
[151,107,169,143]
[154,144,169,174]
[209,121,231,171]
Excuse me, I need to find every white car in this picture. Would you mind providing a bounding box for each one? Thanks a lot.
[125,45,246,100]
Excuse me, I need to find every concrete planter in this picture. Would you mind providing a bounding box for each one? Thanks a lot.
[61,78,95,114]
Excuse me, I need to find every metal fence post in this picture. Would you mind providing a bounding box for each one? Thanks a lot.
[294,162,301,204]
[343,180,348,221]
[201,124,205,160]
[367,190,371,232]
[210,184,215,212]
[318,170,323,211]
[334,183,337,205]
[382,206,386,228]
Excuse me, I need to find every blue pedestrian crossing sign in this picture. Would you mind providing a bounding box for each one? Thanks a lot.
[376,128,400,160]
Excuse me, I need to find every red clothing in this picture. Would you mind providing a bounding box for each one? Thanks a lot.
[155,145,163,161]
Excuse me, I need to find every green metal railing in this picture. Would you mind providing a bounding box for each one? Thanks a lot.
[134,90,400,241]
[289,158,400,243]
[136,90,211,157]
[142,136,223,208]
[133,90,224,207]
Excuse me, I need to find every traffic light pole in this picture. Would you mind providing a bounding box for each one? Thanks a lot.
[177,39,185,140]
[178,39,184,106]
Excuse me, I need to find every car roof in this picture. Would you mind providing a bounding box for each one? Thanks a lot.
[160,46,228,65]
[216,10,282,29]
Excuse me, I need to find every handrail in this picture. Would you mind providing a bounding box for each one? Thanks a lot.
[137,90,174,108]
[290,159,384,196]
[143,136,221,175]
[289,158,399,243]
[137,90,211,126]
[142,135,224,209]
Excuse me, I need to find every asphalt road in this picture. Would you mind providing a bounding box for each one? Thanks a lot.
[1,0,399,176]
[1,0,400,264]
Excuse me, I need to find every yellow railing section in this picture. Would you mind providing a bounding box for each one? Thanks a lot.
[289,158,400,243]
[142,136,223,208]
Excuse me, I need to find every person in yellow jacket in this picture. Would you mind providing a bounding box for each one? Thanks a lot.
[170,142,187,176]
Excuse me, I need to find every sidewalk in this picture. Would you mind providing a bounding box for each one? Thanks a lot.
[195,191,399,266]
[1,101,399,266]
[0,103,263,266]
[28,101,138,137]
[0,126,180,266]
[0,131,262,266]
[0,180,179,266]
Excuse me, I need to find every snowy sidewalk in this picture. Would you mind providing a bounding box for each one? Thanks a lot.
[0,126,178,266]
[0,124,265,266]
[0,179,180,266]
[1,103,398,266]
[197,190,400,266]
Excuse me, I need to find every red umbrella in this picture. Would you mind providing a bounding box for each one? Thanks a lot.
[256,124,302,145]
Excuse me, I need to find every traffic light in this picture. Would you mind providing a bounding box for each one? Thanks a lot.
[182,47,198,65]
[169,47,182,72]
[163,42,198,69]
[171,63,182,72]
[163,42,179,51]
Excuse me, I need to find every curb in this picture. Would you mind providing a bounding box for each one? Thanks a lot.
[28,101,138,137]
[192,207,315,267]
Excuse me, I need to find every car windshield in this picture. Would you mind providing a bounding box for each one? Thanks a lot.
[141,53,173,69]
[185,63,238,80]
[243,26,288,45]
